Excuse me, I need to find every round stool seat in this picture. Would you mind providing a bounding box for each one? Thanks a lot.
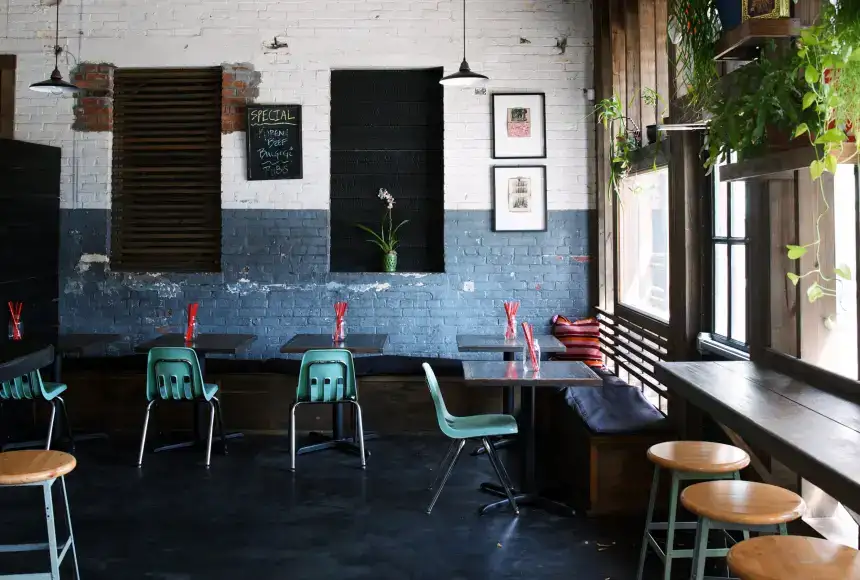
[0,451,76,485]
[647,441,750,474]
[728,536,860,580]
[681,480,805,525]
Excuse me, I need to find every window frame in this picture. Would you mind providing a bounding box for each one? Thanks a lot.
[614,160,672,331]
[710,156,750,352]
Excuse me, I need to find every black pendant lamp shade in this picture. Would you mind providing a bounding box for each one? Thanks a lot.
[440,0,488,86]
[30,1,80,95]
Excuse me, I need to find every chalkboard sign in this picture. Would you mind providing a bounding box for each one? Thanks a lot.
[246,104,303,180]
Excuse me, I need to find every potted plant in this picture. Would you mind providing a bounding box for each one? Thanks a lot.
[595,94,641,199]
[356,188,409,273]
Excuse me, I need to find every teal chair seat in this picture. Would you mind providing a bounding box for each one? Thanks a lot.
[137,347,226,468]
[423,362,520,515]
[446,414,518,438]
[42,382,68,401]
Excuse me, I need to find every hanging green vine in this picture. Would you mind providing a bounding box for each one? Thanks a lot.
[595,94,641,199]
[668,0,721,106]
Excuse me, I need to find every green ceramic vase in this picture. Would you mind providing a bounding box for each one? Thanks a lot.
[383,251,398,273]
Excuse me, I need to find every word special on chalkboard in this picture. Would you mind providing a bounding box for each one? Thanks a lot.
[246,104,303,181]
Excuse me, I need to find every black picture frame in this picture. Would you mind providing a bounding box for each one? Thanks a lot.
[491,165,548,232]
[491,92,547,159]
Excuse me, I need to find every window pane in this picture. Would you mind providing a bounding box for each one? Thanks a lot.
[715,180,729,237]
[731,181,746,238]
[618,169,670,321]
[714,243,729,337]
[731,244,747,343]
[810,165,858,379]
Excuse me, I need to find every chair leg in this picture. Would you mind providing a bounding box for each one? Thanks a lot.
[60,476,80,580]
[45,400,58,451]
[428,440,458,491]
[204,400,216,467]
[56,396,75,453]
[213,396,227,455]
[482,438,519,515]
[486,442,516,492]
[663,472,680,580]
[137,401,156,467]
[290,402,300,472]
[636,465,660,580]
[690,516,711,580]
[43,480,61,579]
[352,401,366,470]
[426,439,465,514]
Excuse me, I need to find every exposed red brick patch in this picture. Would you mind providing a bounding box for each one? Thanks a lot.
[221,62,261,133]
[572,255,591,263]
[71,63,115,132]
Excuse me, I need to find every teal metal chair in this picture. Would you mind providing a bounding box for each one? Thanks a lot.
[422,362,519,515]
[0,346,73,452]
[290,349,366,471]
[137,346,225,468]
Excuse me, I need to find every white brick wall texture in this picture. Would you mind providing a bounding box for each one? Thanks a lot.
[1,0,594,211]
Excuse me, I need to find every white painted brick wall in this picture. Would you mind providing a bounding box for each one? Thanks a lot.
[1,0,594,211]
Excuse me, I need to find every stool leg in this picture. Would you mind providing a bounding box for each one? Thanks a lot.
[45,400,58,451]
[636,465,660,580]
[690,516,711,580]
[663,472,680,580]
[733,470,750,541]
[43,480,61,579]
[779,523,788,535]
[61,476,80,579]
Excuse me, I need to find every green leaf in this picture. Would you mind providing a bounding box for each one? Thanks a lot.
[807,282,825,303]
[814,128,848,144]
[805,65,820,85]
[825,154,838,174]
[801,29,818,47]
[795,123,810,138]
[786,244,808,260]
[802,92,816,110]
[810,159,825,181]
[835,263,853,280]
[787,272,801,286]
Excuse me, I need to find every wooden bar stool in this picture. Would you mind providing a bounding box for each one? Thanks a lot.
[682,480,806,580]
[0,450,80,579]
[636,441,750,580]
[728,536,860,579]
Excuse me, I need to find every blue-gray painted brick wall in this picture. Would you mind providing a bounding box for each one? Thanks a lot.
[60,209,592,358]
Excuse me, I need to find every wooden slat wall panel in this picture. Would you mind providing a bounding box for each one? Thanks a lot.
[0,55,15,140]
[111,67,222,273]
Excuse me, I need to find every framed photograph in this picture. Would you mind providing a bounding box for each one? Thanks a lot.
[742,0,789,20]
[492,93,546,159]
[492,165,547,232]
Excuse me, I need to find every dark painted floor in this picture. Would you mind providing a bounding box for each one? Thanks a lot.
[0,436,682,579]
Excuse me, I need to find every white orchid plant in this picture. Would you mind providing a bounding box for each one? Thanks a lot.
[356,188,409,254]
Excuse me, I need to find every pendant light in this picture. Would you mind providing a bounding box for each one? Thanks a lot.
[30,0,80,95]
[440,0,488,87]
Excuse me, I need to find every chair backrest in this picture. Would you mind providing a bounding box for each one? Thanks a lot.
[422,363,455,432]
[0,370,46,401]
[146,347,206,402]
[296,349,357,403]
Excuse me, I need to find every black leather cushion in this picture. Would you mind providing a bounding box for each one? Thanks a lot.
[61,355,148,374]
[353,356,463,378]
[261,358,303,375]
[564,370,670,435]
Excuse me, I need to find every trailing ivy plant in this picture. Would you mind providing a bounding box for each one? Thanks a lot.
[668,0,721,107]
[595,94,641,199]
[788,2,860,302]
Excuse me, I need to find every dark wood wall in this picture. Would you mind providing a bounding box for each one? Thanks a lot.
[330,69,445,273]
[0,56,14,140]
[0,139,61,346]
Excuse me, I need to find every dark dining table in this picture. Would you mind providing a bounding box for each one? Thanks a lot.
[462,360,602,515]
[280,333,388,458]
[457,334,566,454]
[134,333,256,453]
[55,333,121,382]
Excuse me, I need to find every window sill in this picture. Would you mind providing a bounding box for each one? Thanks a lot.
[697,333,749,361]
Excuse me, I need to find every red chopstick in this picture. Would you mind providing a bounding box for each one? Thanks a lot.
[521,321,539,371]
[185,302,199,342]
[7,302,22,340]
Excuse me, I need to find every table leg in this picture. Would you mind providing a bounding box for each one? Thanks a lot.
[297,403,376,457]
[472,351,518,456]
[478,385,575,517]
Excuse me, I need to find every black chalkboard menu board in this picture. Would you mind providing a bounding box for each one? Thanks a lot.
[246,104,302,180]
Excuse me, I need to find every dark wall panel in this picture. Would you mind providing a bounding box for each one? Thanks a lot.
[330,68,445,273]
[0,138,60,346]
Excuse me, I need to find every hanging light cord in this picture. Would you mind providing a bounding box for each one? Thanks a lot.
[462,0,467,62]
[53,0,61,68]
